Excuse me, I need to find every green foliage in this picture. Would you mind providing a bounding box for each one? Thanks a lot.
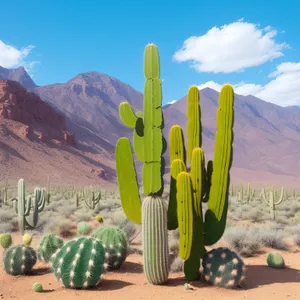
[202,247,246,288]
[92,226,127,270]
[0,233,12,249]
[267,252,285,269]
[3,244,37,275]
[51,237,106,289]
[38,234,64,263]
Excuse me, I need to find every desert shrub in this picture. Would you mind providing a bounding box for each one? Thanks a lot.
[170,255,184,273]
[258,228,288,250]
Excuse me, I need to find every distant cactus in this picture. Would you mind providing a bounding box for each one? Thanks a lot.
[33,282,43,292]
[262,186,284,220]
[77,186,101,210]
[77,222,91,235]
[267,252,285,269]
[51,237,107,289]
[12,179,47,235]
[92,226,127,270]
[23,233,32,246]
[0,233,12,249]
[3,245,37,275]
[202,247,246,288]
[38,234,64,262]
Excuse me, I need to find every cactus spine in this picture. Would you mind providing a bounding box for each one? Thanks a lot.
[262,186,284,220]
[12,179,46,235]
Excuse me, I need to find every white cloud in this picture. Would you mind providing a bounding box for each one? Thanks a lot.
[0,40,37,69]
[198,62,300,106]
[167,100,177,104]
[173,20,288,73]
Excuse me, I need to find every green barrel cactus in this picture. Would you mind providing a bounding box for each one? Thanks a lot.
[0,233,12,249]
[92,226,127,270]
[116,43,169,285]
[38,234,64,262]
[3,245,37,275]
[51,237,106,289]
[267,252,285,269]
[202,247,246,288]
[23,233,32,246]
[33,282,43,292]
[77,221,91,235]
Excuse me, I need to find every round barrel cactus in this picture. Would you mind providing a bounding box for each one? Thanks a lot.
[77,222,91,235]
[38,234,64,262]
[3,245,37,275]
[202,247,246,288]
[267,252,285,269]
[0,233,12,249]
[51,237,106,289]
[92,226,127,270]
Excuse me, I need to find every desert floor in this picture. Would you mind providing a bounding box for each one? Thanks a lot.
[0,236,300,300]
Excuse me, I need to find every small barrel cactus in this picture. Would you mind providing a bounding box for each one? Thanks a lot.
[77,222,91,235]
[38,234,64,262]
[95,215,103,223]
[267,252,285,269]
[33,282,43,292]
[3,245,37,275]
[23,233,32,246]
[51,237,107,289]
[202,247,246,288]
[92,226,127,270]
[0,233,12,249]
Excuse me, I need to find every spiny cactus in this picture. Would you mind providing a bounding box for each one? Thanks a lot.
[12,179,47,235]
[92,226,127,270]
[116,43,169,285]
[77,221,91,235]
[262,186,284,220]
[0,233,12,249]
[202,247,246,288]
[51,237,107,289]
[3,244,37,275]
[168,84,234,280]
[23,233,32,246]
[38,234,64,262]
[267,252,285,269]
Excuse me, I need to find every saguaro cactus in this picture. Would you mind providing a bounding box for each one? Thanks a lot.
[262,186,284,220]
[76,186,101,210]
[116,43,169,285]
[12,179,46,235]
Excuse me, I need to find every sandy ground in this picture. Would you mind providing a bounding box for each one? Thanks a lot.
[0,237,299,300]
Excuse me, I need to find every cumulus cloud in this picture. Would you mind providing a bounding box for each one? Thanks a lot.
[0,40,38,70]
[173,20,288,73]
[167,100,177,104]
[198,62,300,106]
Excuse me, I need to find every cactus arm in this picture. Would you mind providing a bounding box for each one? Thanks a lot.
[169,125,186,165]
[186,86,201,164]
[116,137,142,224]
[119,102,138,128]
[167,159,186,230]
[177,172,193,261]
[203,160,213,203]
[204,84,234,246]
[133,117,145,162]
[261,188,270,205]
[37,189,46,213]
[274,187,284,205]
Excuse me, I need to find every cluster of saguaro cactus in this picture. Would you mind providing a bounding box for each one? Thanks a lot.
[12,179,47,235]
[92,226,127,270]
[115,43,234,284]
[202,247,246,288]
[261,186,284,220]
[168,83,234,280]
[76,186,101,209]
[0,179,8,206]
[2,244,37,275]
[51,237,107,289]
[38,234,64,262]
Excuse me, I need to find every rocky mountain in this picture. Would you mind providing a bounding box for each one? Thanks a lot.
[0,66,300,187]
[0,66,37,89]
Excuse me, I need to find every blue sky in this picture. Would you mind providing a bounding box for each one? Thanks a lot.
[1,0,300,107]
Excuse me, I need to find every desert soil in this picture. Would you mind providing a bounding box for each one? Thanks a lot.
[0,237,299,300]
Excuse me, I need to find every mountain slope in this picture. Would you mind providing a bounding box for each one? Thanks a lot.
[0,66,37,89]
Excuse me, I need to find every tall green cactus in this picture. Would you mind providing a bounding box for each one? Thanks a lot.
[262,186,284,220]
[169,84,234,280]
[116,43,169,285]
[12,179,46,235]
